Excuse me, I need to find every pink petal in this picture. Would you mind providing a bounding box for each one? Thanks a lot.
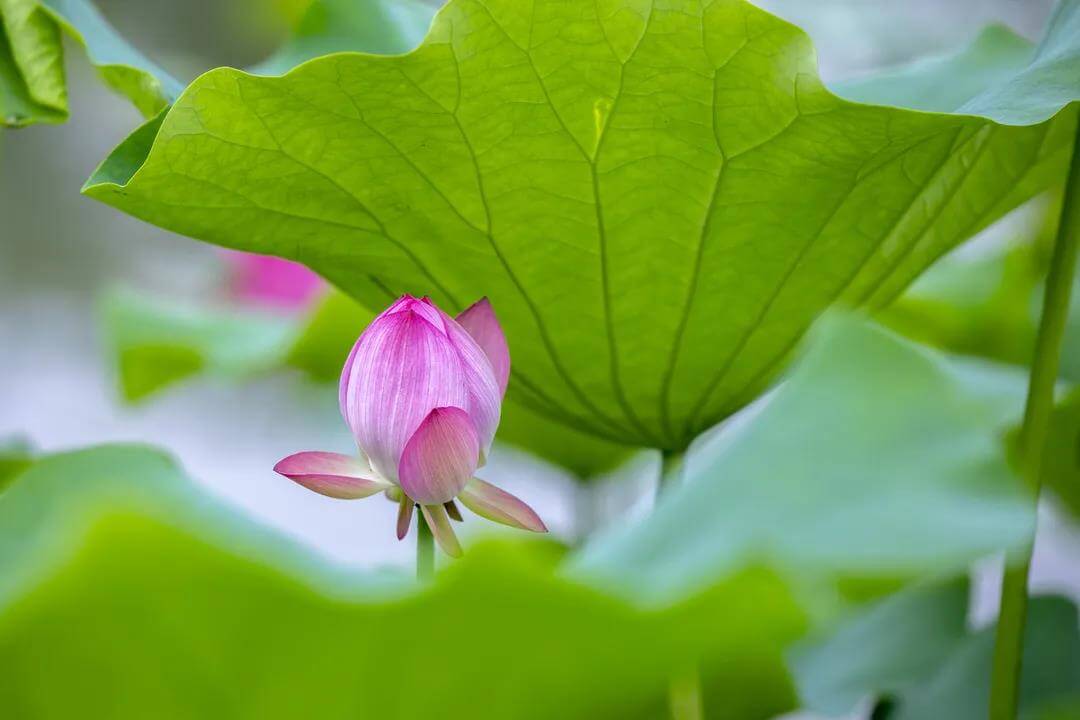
[458,477,547,533]
[421,503,463,557]
[392,295,446,331]
[397,496,415,540]
[340,295,440,418]
[455,298,511,397]
[340,303,470,481]
[273,451,389,499]
[431,304,502,457]
[398,407,479,505]
[223,251,322,310]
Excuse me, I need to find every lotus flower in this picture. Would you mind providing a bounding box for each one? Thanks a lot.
[274,295,546,557]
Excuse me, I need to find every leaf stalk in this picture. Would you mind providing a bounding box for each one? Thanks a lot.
[989,116,1080,719]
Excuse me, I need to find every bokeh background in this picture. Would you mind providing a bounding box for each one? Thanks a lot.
[1,2,1077,717]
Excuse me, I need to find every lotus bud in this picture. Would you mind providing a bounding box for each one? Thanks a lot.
[274,294,546,559]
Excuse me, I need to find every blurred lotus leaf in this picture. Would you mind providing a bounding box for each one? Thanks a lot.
[1,0,423,126]
[789,579,972,716]
[1039,388,1080,517]
[574,316,1034,611]
[0,0,182,126]
[792,579,1080,718]
[0,436,32,492]
[252,0,436,76]
[0,443,805,720]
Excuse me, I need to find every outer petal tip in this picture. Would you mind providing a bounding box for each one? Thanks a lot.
[455,297,511,397]
[458,477,547,533]
[422,504,463,557]
[398,407,479,505]
[396,497,415,541]
[274,451,389,500]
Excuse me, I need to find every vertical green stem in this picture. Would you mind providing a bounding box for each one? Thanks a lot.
[668,663,704,720]
[417,508,435,582]
[658,449,701,719]
[658,449,685,497]
[989,120,1080,720]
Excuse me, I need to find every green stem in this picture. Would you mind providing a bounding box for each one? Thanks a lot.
[417,508,435,582]
[989,119,1080,720]
[668,663,704,720]
[658,449,685,498]
[658,449,700,719]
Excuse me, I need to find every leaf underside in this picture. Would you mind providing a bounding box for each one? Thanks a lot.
[83,0,1080,450]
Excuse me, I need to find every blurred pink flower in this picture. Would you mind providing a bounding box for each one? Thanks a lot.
[223,251,322,309]
[274,295,544,557]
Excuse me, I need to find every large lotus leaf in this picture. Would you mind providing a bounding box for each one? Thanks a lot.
[102,287,634,479]
[790,579,1080,719]
[0,0,180,126]
[0,444,804,719]
[82,0,1079,451]
[572,316,1034,608]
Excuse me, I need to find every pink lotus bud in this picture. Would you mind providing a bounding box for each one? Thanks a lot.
[274,294,545,559]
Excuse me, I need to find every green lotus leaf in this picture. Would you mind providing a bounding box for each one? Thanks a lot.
[573,316,1034,609]
[890,595,1080,720]
[0,436,32,492]
[791,580,1080,718]
[789,579,971,715]
[0,443,805,719]
[82,0,1080,451]
[0,0,181,126]
[101,288,297,402]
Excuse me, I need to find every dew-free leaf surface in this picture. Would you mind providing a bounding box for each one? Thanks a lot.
[83,0,1080,450]
[0,444,804,719]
